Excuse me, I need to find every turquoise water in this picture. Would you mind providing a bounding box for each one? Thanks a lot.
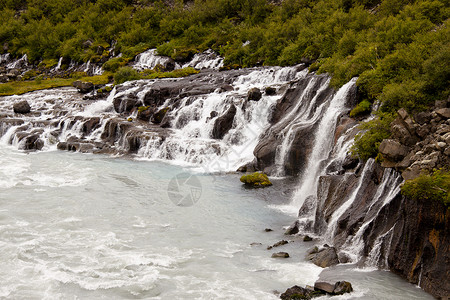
[0,146,432,299]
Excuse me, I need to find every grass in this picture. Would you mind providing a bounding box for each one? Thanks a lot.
[0,73,111,96]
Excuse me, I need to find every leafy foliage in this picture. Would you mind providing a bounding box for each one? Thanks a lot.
[401,169,450,207]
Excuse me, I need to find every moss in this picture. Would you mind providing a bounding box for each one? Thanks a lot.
[138,106,149,113]
[240,172,272,188]
[127,117,133,122]
[401,169,450,207]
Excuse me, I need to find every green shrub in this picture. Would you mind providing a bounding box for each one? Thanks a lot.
[114,67,141,85]
[351,112,394,160]
[349,99,372,117]
[102,57,129,72]
[401,169,450,207]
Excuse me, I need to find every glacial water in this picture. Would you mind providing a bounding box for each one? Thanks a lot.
[0,145,433,299]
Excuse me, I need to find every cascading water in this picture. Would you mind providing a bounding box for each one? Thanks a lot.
[182,49,224,70]
[133,49,181,71]
[288,78,357,213]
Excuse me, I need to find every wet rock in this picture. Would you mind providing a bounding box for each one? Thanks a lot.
[113,94,139,113]
[250,242,262,246]
[272,252,289,258]
[265,228,273,232]
[285,220,300,235]
[240,172,272,187]
[309,247,339,268]
[342,155,359,170]
[73,80,94,93]
[333,281,353,295]
[137,106,154,122]
[152,107,170,124]
[13,100,31,114]
[314,282,335,294]
[379,139,409,162]
[303,235,313,242]
[219,84,234,93]
[247,87,262,101]
[0,74,8,83]
[280,285,316,300]
[211,104,236,139]
[265,86,276,95]
[82,117,100,135]
[267,240,288,250]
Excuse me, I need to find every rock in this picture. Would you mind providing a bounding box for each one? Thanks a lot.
[310,247,339,268]
[285,220,300,235]
[314,282,335,294]
[240,172,272,187]
[82,39,93,48]
[265,86,276,95]
[137,106,154,122]
[272,252,289,258]
[247,87,262,101]
[151,107,170,124]
[379,139,410,161]
[267,240,288,250]
[0,74,8,83]
[211,104,236,139]
[435,108,450,119]
[414,111,432,125]
[307,246,319,255]
[333,281,353,295]
[342,155,359,170]
[219,84,233,93]
[73,80,94,93]
[113,94,139,113]
[303,235,313,242]
[250,242,262,246]
[265,228,273,232]
[280,285,316,300]
[13,100,31,114]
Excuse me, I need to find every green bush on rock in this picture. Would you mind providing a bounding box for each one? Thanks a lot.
[240,172,272,188]
[114,67,140,85]
[401,169,450,207]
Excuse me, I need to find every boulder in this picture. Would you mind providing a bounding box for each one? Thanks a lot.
[342,155,359,170]
[267,240,288,250]
[379,139,409,161]
[285,220,300,235]
[211,104,236,139]
[333,281,353,295]
[271,252,289,258]
[137,106,154,122]
[435,108,450,119]
[240,172,272,187]
[280,285,316,300]
[113,94,139,113]
[247,87,262,101]
[13,100,31,114]
[314,282,335,294]
[309,247,339,268]
[73,80,94,93]
[265,86,276,95]
[303,235,313,242]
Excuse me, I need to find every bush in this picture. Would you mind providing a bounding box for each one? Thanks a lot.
[114,67,140,85]
[240,172,272,187]
[401,169,450,207]
[349,99,372,117]
[351,112,394,160]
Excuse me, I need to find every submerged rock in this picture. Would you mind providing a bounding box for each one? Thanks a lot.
[267,240,288,250]
[240,172,272,187]
[285,220,300,235]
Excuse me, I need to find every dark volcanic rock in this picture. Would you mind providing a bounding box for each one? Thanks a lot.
[313,282,335,294]
[272,252,289,258]
[13,100,31,114]
[333,281,353,295]
[113,94,140,113]
[379,139,409,162]
[280,285,316,300]
[309,247,339,268]
[265,86,276,95]
[285,220,300,235]
[73,80,94,93]
[247,87,262,101]
[267,240,288,250]
[212,104,236,139]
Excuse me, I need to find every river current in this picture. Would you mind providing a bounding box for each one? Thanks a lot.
[0,144,432,299]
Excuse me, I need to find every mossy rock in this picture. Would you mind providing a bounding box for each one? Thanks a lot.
[240,172,272,188]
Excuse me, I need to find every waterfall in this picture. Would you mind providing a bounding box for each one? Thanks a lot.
[182,49,224,70]
[291,78,357,208]
[6,54,28,70]
[133,49,181,71]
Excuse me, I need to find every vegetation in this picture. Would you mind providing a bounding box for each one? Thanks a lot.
[401,169,450,207]
[240,172,272,187]
[0,0,448,158]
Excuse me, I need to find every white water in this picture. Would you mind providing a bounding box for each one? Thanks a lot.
[182,49,224,70]
[289,78,357,211]
[134,49,181,71]
[6,54,28,69]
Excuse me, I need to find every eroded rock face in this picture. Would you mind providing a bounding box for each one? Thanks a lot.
[308,246,340,268]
